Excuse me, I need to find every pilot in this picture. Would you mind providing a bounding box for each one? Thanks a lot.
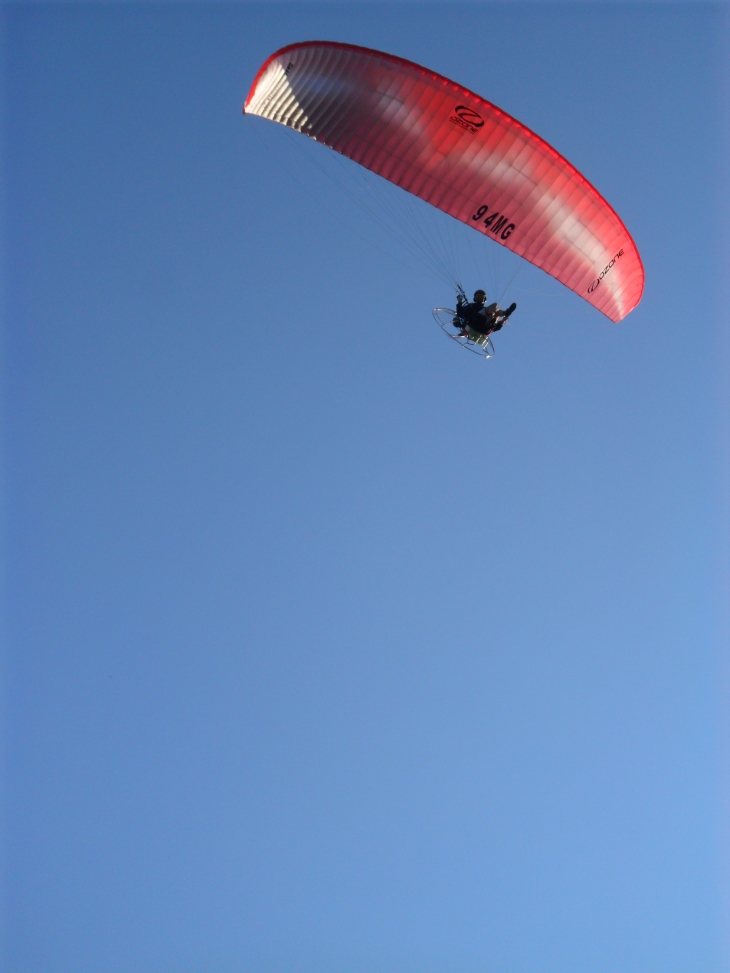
[455,289,516,336]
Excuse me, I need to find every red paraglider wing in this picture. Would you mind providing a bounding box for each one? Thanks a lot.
[244,41,644,322]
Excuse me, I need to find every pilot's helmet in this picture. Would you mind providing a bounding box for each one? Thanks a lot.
[473,289,487,303]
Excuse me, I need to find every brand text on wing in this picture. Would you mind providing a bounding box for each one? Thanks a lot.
[588,249,625,293]
[451,105,484,134]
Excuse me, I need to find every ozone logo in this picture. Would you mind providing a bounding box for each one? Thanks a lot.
[450,105,484,134]
[588,248,625,294]
[454,105,484,127]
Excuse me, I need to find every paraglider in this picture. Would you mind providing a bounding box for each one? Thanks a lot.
[244,41,643,355]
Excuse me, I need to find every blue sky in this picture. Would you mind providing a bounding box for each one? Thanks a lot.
[3,3,728,972]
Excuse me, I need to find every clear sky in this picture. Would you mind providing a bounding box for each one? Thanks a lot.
[3,3,728,972]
